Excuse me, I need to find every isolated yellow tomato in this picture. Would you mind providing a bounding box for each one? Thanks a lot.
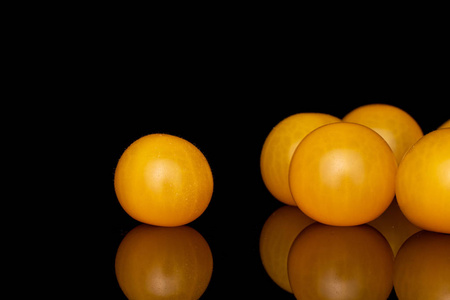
[438,119,450,129]
[343,104,423,163]
[368,199,421,256]
[260,113,340,205]
[289,122,397,226]
[288,224,394,300]
[114,134,213,226]
[394,231,450,300]
[396,129,450,234]
[115,224,213,300]
[259,206,314,293]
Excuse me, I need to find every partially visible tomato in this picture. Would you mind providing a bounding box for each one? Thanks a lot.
[114,134,213,226]
[289,122,397,226]
[259,206,314,293]
[115,224,213,300]
[343,104,423,163]
[394,231,450,300]
[396,129,450,234]
[438,119,450,129]
[288,223,394,300]
[260,113,340,205]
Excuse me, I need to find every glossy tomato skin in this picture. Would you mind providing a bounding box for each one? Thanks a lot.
[260,113,340,205]
[343,104,423,163]
[396,129,450,234]
[438,119,450,129]
[114,134,213,226]
[289,122,397,226]
[115,225,213,300]
[394,231,450,300]
[288,223,394,300]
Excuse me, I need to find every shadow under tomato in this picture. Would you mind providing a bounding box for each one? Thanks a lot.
[115,224,213,300]
[368,198,422,256]
[393,230,450,300]
[288,223,394,300]
[259,205,315,293]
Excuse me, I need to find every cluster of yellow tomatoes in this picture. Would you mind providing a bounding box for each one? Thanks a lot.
[113,103,448,299]
[261,104,450,234]
[113,104,449,233]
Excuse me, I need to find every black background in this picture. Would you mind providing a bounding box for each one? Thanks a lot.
[102,24,448,298]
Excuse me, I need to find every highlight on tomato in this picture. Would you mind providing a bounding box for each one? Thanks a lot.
[115,224,213,300]
[260,113,340,205]
[394,231,450,300]
[289,122,397,226]
[396,128,450,234]
[114,133,213,227]
[259,206,314,293]
[288,223,394,300]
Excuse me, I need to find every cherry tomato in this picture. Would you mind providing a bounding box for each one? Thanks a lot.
[289,122,397,226]
[114,134,213,226]
[288,223,394,300]
[115,224,213,299]
[260,113,340,205]
[343,104,423,163]
[259,206,314,293]
[438,119,450,129]
[394,231,450,300]
[396,129,450,234]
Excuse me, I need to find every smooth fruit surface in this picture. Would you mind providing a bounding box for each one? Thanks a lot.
[289,122,397,226]
[396,129,450,234]
[288,224,394,300]
[114,134,213,226]
[394,231,450,300]
[115,225,213,299]
[343,104,423,163]
[438,119,450,129]
[260,113,340,205]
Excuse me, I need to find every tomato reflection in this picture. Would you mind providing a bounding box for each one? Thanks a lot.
[288,223,394,300]
[115,224,213,300]
[368,199,422,256]
[394,231,450,300]
[260,206,315,293]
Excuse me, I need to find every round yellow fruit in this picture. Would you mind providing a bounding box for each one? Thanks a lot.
[343,104,423,163]
[289,122,397,226]
[114,133,213,226]
[396,129,450,234]
[260,113,340,205]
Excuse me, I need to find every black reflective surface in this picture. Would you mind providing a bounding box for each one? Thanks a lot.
[108,96,448,299]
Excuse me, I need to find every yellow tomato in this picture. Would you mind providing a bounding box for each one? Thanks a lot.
[115,224,213,300]
[438,119,450,129]
[288,223,394,300]
[259,206,314,293]
[368,199,421,256]
[396,129,450,234]
[343,104,423,163]
[260,113,340,205]
[289,122,397,226]
[394,231,450,300]
[114,134,213,226]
